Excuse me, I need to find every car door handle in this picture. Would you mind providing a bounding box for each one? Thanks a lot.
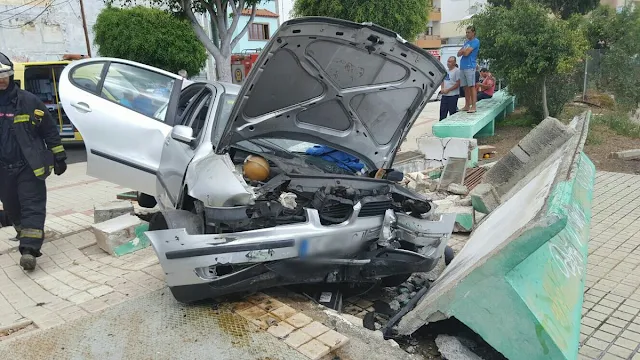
[71,102,92,113]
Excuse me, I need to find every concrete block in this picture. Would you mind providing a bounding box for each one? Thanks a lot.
[608,149,640,160]
[470,183,501,214]
[483,116,575,198]
[447,183,469,195]
[91,214,145,256]
[435,335,483,360]
[417,136,478,167]
[93,201,134,224]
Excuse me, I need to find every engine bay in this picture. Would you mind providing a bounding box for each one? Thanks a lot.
[202,145,433,234]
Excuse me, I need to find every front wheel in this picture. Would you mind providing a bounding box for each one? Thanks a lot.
[148,212,169,231]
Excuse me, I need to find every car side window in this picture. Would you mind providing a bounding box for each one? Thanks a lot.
[187,91,213,140]
[69,62,105,94]
[100,63,175,122]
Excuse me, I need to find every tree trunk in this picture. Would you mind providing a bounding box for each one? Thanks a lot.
[542,76,550,119]
[214,52,233,83]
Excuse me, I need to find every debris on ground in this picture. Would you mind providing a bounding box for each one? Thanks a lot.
[435,335,485,360]
[446,183,469,196]
[478,145,496,160]
[608,149,640,160]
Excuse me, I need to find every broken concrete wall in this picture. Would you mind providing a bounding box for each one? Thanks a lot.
[483,117,575,200]
[0,0,105,61]
[395,112,594,360]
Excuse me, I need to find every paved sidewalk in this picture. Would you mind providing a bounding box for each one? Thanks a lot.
[579,171,640,360]
[0,163,127,253]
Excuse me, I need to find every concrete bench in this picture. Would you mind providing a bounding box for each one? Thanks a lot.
[432,89,516,139]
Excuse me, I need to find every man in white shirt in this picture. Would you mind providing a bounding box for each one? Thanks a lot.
[440,56,461,120]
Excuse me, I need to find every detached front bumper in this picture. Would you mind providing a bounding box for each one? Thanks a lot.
[146,205,456,295]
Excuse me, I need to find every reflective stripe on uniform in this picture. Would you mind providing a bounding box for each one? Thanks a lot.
[51,145,65,154]
[20,228,43,239]
[49,165,54,173]
[13,114,30,123]
[34,167,45,176]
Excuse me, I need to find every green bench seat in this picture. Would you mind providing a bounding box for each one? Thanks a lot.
[432,89,516,139]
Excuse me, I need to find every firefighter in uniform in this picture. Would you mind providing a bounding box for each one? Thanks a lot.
[0,52,67,271]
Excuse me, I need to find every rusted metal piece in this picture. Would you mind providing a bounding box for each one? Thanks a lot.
[463,167,487,191]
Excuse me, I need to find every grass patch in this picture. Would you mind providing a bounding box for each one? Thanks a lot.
[498,110,538,128]
[593,111,640,139]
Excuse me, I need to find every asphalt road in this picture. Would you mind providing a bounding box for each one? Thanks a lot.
[65,144,88,164]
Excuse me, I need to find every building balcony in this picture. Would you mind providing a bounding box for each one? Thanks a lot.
[429,8,442,22]
[414,35,442,49]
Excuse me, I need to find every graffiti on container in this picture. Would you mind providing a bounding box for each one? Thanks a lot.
[549,238,584,279]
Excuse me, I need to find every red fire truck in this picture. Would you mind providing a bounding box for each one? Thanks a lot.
[230,49,261,84]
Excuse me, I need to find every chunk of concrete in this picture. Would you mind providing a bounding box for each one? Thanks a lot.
[608,149,640,160]
[470,184,501,214]
[94,201,134,224]
[447,183,469,196]
[483,116,574,198]
[91,214,145,256]
[417,136,479,168]
[435,335,484,360]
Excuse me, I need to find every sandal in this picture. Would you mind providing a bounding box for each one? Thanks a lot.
[467,109,476,113]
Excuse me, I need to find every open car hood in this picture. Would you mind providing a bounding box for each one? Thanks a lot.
[217,17,446,169]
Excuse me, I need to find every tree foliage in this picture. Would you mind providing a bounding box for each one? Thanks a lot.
[94,6,207,76]
[107,0,265,82]
[472,0,588,119]
[293,0,430,41]
[589,6,640,108]
[487,0,598,19]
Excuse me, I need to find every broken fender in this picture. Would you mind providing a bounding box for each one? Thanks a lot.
[394,112,594,360]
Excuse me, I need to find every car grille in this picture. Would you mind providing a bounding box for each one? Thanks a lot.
[358,199,393,217]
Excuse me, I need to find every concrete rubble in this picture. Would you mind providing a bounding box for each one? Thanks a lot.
[392,113,594,360]
[608,149,640,160]
[435,335,484,360]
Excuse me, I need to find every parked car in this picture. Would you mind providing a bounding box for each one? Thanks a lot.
[59,17,455,303]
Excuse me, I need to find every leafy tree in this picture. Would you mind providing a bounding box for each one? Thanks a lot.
[585,5,640,49]
[293,0,430,41]
[593,6,640,109]
[487,0,598,19]
[472,0,588,119]
[107,0,264,82]
[94,6,207,76]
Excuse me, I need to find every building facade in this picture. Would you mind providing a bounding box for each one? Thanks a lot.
[231,0,280,53]
[0,0,104,61]
[413,0,487,50]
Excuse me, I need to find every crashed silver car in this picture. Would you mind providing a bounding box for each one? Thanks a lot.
[59,17,454,303]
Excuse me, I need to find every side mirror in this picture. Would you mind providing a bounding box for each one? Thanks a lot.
[171,125,195,146]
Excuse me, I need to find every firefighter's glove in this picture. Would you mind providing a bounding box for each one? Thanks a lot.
[54,160,67,176]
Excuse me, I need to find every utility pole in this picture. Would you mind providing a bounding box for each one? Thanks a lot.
[78,0,92,57]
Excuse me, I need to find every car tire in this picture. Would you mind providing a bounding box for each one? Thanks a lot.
[381,274,412,287]
[148,212,169,231]
[138,192,157,208]
[444,246,455,265]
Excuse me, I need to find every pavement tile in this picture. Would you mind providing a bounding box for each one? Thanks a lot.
[607,345,633,359]
[613,336,638,350]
